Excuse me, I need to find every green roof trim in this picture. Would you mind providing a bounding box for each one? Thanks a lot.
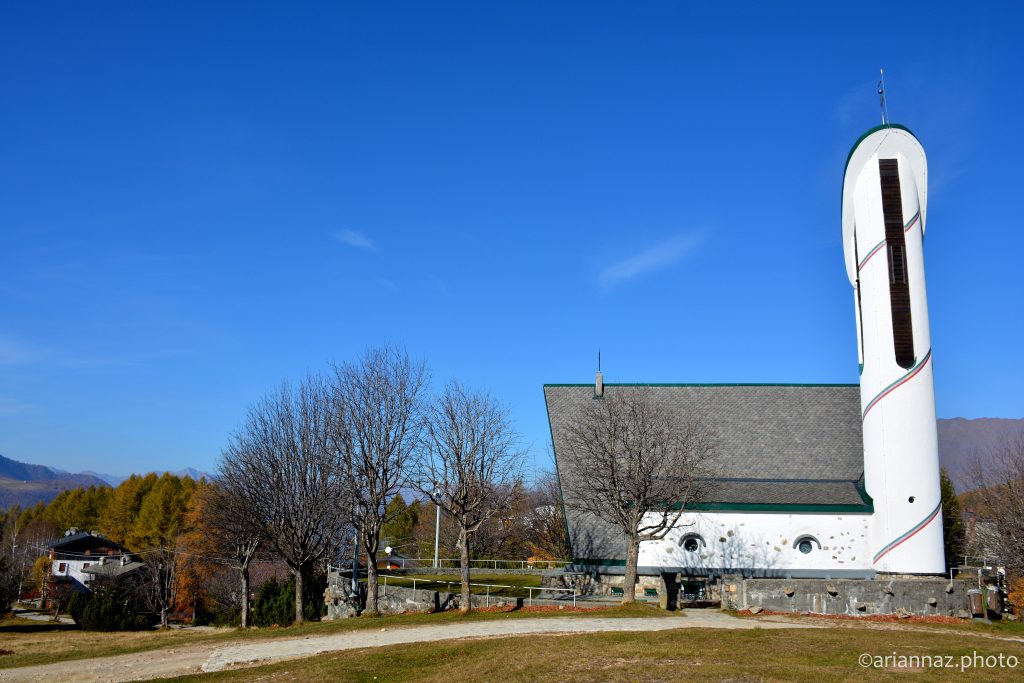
[573,558,627,567]
[843,123,917,178]
[856,476,874,509]
[544,383,859,388]
[681,501,872,514]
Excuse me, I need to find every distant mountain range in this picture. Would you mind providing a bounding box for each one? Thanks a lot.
[0,453,210,510]
[937,418,1024,491]
[75,467,210,488]
[2,417,1022,510]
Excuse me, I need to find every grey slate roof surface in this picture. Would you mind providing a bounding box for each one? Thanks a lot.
[544,384,867,561]
[704,479,866,506]
[82,559,145,578]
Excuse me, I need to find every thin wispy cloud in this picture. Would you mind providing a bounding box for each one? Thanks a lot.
[598,233,703,289]
[0,335,46,365]
[835,80,874,127]
[376,276,398,291]
[334,229,376,250]
[0,397,38,415]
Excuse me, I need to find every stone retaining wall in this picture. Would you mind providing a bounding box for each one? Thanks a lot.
[720,576,973,616]
[324,579,576,619]
[542,569,978,616]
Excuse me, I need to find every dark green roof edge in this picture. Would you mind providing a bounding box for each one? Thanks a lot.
[544,383,859,388]
[682,501,873,514]
[574,559,627,567]
[843,123,917,178]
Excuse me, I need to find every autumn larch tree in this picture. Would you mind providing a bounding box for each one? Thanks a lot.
[198,478,264,628]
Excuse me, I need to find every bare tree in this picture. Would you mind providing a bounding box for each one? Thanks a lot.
[525,469,570,562]
[558,387,717,604]
[965,433,1024,577]
[334,346,427,616]
[144,547,179,627]
[419,383,524,613]
[202,481,264,628]
[219,375,349,624]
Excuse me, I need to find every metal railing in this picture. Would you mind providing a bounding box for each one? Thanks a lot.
[382,557,570,571]
[326,565,577,608]
[379,574,577,608]
[959,556,1003,569]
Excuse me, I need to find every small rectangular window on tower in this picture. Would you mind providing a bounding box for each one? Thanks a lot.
[879,158,915,369]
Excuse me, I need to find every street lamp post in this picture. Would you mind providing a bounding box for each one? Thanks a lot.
[433,494,441,570]
[436,493,444,569]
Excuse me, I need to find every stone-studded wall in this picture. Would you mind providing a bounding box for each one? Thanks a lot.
[720,576,974,616]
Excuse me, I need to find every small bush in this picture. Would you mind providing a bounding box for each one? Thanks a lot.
[0,556,19,615]
[67,591,90,625]
[250,572,327,627]
[252,577,293,627]
[74,586,154,631]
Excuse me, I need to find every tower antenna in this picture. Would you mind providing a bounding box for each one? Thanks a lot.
[878,68,889,126]
[597,349,601,372]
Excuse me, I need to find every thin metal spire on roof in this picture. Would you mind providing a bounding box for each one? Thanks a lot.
[878,68,889,126]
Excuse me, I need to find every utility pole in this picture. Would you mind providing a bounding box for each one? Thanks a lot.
[433,498,441,570]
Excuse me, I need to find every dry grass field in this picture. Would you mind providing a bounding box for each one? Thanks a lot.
[0,603,669,670]
[4,607,1024,682]
[158,625,1024,682]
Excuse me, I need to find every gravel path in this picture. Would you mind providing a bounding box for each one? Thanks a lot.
[0,611,818,682]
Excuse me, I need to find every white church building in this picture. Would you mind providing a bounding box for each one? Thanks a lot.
[545,123,945,588]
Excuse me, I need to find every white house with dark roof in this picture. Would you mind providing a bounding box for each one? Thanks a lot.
[545,123,945,587]
[48,529,132,592]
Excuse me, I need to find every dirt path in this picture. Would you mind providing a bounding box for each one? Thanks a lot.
[0,611,816,682]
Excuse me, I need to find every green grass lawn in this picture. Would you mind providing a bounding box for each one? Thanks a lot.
[157,625,1024,682]
[0,603,668,670]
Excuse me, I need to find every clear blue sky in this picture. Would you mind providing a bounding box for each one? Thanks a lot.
[2,2,1021,478]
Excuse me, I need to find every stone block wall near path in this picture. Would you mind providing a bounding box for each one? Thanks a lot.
[542,568,978,616]
[720,576,974,616]
[324,578,576,619]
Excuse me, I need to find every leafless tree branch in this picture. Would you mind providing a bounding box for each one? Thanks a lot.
[217,374,349,624]
[558,387,717,603]
[333,345,428,616]
[418,382,525,612]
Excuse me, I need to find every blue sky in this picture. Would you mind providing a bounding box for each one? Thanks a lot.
[1,2,1021,478]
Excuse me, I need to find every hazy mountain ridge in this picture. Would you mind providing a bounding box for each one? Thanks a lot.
[0,454,110,509]
[0,453,210,509]
[937,417,1024,492]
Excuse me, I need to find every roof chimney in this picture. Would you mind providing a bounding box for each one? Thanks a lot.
[595,350,604,397]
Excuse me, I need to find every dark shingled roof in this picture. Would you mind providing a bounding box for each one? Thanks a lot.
[544,384,870,561]
[82,558,145,578]
[48,532,129,559]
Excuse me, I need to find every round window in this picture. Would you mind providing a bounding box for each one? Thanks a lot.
[797,539,814,554]
[683,537,700,552]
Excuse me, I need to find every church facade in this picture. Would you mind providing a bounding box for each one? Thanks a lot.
[546,124,945,584]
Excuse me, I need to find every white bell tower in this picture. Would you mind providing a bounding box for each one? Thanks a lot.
[842,124,945,574]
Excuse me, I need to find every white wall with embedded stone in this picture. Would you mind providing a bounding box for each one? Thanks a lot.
[637,511,872,577]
